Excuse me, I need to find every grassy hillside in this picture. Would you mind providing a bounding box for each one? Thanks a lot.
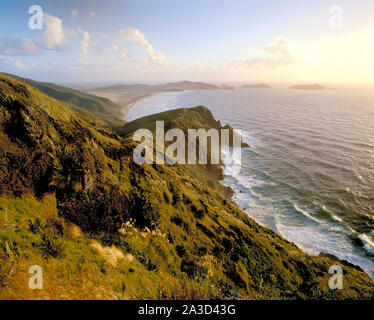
[1,73,126,129]
[119,106,248,198]
[0,74,373,300]
[119,106,223,136]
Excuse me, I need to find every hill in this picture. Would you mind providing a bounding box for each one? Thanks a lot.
[1,73,126,129]
[242,84,271,89]
[290,84,326,90]
[92,80,232,92]
[119,106,246,146]
[0,74,373,299]
[83,81,234,116]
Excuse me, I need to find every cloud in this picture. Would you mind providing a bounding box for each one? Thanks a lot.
[112,45,119,52]
[0,13,75,58]
[116,28,166,64]
[71,9,78,18]
[89,11,97,17]
[34,13,70,51]
[78,28,98,56]
[0,54,34,70]
[0,38,37,56]
[119,48,128,60]
[228,36,298,69]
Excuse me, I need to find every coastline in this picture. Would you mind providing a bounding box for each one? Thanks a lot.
[121,89,374,280]
[120,92,164,119]
[86,86,234,121]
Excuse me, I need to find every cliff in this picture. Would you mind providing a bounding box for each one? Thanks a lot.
[0,73,373,300]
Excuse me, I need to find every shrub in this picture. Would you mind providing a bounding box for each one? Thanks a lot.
[0,238,19,257]
[134,191,160,230]
[223,264,247,290]
[136,250,158,271]
[222,237,234,253]
[28,218,43,233]
[181,257,207,280]
[163,190,171,204]
[191,204,205,219]
[175,245,186,258]
[170,216,183,226]
[197,246,207,257]
[40,233,65,258]
[168,184,182,205]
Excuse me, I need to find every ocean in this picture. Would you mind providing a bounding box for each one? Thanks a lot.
[125,87,374,279]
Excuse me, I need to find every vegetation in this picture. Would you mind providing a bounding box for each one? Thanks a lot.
[2,73,126,130]
[0,73,373,300]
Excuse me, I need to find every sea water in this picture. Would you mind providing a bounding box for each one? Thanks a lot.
[126,87,374,278]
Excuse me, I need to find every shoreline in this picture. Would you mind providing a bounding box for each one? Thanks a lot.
[121,92,164,120]
[119,89,374,280]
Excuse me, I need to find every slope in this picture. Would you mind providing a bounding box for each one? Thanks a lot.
[1,73,126,129]
[0,74,373,300]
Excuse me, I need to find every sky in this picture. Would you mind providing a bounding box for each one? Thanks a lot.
[0,0,374,86]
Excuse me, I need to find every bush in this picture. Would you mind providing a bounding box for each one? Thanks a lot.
[134,191,160,230]
[28,218,43,233]
[181,257,207,280]
[191,204,205,219]
[0,238,19,257]
[168,184,182,205]
[175,245,186,258]
[40,233,65,258]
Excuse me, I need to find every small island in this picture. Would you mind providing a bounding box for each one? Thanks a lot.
[290,84,326,90]
[242,83,271,89]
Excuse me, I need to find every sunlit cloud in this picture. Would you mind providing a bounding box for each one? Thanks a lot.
[115,28,167,65]
[78,28,98,56]
[34,13,72,51]
[119,48,128,60]
[227,36,299,69]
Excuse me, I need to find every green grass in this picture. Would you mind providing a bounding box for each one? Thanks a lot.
[1,73,126,130]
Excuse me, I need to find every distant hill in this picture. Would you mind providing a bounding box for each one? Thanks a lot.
[290,84,326,90]
[93,80,232,92]
[1,73,126,129]
[84,81,234,116]
[242,83,271,89]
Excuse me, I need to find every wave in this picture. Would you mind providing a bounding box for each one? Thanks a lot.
[128,87,374,279]
[358,233,374,255]
[331,214,343,223]
[292,204,321,224]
